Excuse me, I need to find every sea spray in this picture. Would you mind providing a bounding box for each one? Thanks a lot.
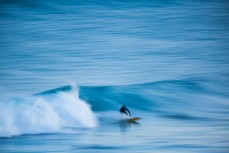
[0,86,97,137]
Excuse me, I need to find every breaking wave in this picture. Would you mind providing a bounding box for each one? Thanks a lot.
[1,77,228,137]
[0,86,97,137]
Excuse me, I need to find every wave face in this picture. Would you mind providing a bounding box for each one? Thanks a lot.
[0,87,97,137]
[80,77,229,122]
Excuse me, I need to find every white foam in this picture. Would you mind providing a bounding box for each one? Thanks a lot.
[0,87,97,137]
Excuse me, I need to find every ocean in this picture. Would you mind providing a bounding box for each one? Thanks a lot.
[0,0,229,152]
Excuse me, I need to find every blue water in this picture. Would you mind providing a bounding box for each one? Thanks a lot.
[0,0,229,152]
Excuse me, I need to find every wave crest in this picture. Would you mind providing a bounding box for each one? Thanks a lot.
[0,86,97,137]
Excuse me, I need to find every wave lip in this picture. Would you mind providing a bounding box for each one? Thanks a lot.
[0,86,97,137]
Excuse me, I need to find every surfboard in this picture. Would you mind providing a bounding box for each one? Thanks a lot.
[126,117,141,123]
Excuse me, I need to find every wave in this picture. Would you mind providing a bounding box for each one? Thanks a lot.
[79,77,229,123]
[1,77,228,137]
[80,77,228,110]
[0,86,97,137]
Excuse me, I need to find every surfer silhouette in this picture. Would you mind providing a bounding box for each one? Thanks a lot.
[120,105,131,116]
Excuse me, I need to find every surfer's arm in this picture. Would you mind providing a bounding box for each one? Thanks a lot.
[125,108,131,116]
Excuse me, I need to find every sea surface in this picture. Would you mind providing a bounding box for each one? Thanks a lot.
[0,0,229,153]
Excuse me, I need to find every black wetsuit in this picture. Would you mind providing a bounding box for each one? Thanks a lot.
[119,105,131,116]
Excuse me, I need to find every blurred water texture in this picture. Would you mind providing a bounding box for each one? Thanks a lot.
[0,0,229,153]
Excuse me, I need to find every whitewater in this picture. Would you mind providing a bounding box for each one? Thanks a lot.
[0,86,97,137]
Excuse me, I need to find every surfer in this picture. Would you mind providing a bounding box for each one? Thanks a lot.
[119,105,131,116]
